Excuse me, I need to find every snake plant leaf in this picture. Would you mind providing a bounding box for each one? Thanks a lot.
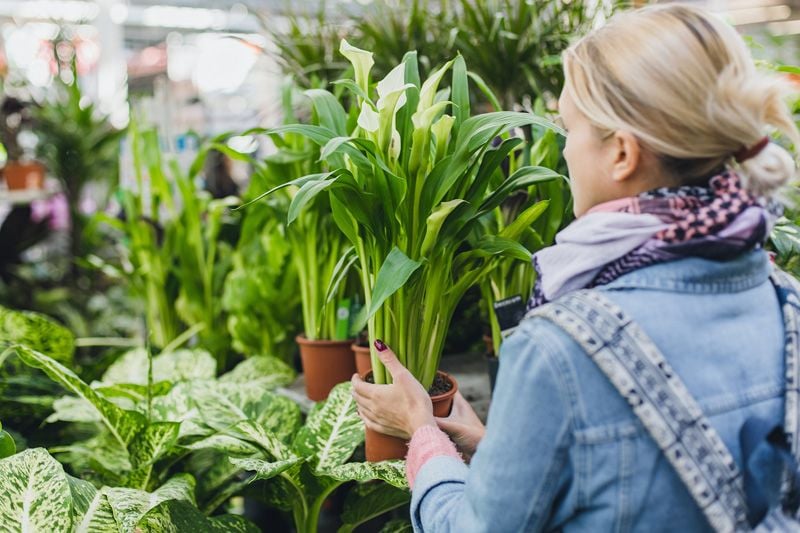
[337,482,411,533]
[230,456,304,483]
[101,348,216,386]
[292,382,364,470]
[101,474,196,533]
[219,355,295,389]
[380,519,414,533]
[14,345,146,448]
[421,200,467,257]
[322,459,408,489]
[499,200,551,242]
[0,448,72,532]
[0,306,74,363]
[366,248,422,321]
[135,499,260,533]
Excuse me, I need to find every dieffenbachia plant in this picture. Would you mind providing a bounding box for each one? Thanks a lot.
[251,41,565,387]
[481,127,571,355]
[225,382,409,533]
[0,449,258,532]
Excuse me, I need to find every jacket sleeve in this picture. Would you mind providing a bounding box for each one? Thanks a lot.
[410,319,574,532]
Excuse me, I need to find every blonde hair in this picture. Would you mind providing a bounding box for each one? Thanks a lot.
[563,3,799,195]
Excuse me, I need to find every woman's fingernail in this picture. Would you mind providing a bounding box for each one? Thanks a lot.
[374,339,387,352]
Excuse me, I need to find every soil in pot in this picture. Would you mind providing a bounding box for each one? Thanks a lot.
[363,370,458,462]
[352,343,372,375]
[3,161,44,190]
[297,335,357,402]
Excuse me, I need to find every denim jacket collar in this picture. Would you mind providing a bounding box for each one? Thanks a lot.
[601,250,772,294]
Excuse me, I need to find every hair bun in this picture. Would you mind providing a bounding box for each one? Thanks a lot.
[739,141,796,196]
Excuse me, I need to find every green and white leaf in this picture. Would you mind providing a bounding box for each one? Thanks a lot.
[102,348,216,385]
[292,382,364,470]
[219,355,295,389]
[103,474,196,533]
[135,499,260,533]
[0,306,75,363]
[182,433,260,456]
[323,459,408,488]
[0,448,72,532]
[230,456,304,484]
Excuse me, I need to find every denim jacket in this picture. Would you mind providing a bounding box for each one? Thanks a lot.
[411,250,785,532]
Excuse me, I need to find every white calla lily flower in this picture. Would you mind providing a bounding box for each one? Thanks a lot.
[357,105,380,133]
[376,64,409,111]
[339,39,374,94]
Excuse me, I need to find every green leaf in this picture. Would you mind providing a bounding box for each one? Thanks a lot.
[0,448,72,532]
[338,482,411,533]
[499,200,550,241]
[451,54,470,135]
[103,474,196,533]
[135,499,260,532]
[182,434,260,456]
[0,306,74,363]
[230,456,304,483]
[324,247,358,306]
[478,167,563,216]
[14,345,146,449]
[366,248,422,321]
[219,355,296,389]
[293,382,364,470]
[305,89,349,136]
[68,474,98,527]
[102,348,216,385]
[323,459,408,488]
[227,419,298,461]
[380,519,414,533]
[421,200,466,257]
[288,177,337,225]
[128,422,181,486]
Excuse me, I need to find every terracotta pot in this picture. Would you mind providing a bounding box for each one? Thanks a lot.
[483,334,494,356]
[363,370,458,462]
[352,343,372,376]
[3,161,44,190]
[296,335,357,401]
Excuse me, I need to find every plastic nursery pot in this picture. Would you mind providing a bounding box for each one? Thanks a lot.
[352,343,372,376]
[362,370,459,462]
[296,335,357,402]
[3,161,44,190]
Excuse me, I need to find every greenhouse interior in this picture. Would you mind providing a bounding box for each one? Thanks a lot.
[0,0,799,531]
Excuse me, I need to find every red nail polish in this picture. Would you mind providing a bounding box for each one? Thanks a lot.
[374,339,387,352]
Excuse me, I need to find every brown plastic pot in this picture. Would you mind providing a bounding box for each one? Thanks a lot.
[352,343,372,376]
[3,161,44,190]
[363,370,458,462]
[296,335,357,401]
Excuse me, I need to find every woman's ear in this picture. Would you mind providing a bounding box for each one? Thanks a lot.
[609,131,641,183]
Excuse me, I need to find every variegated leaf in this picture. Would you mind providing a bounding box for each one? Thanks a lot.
[94,382,173,403]
[104,474,196,533]
[219,355,296,388]
[292,382,364,469]
[102,348,216,385]
[0,448,72,532]
[338,482,411,533]
[127,422,181,489]
[52,433,132,484]
[0,305,74,363]
[150,382,207,438]
[47,396,102,424]
[194,383,302,443]
[73,491,117,533]
[227,419,296,461]
[135,499,260,532]
[323,460,408,488]
[182,434,259,456]
[67,474,98,528]
[231,456,304,483]
[14,345,146,448]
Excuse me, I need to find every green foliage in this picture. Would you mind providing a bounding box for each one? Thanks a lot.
[234,383,408,533]
[0,420,15,459]
[258,43,565,387]
[0,305,74,363]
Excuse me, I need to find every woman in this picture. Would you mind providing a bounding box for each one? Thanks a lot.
[352,4,799,532]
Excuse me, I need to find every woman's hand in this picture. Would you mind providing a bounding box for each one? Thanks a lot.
[351,340,436,439]
[435,391,485,461]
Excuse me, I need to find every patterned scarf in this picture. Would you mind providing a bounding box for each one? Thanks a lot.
[527,171,779,310]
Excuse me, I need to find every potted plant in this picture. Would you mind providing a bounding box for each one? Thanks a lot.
[231,87,358,400]
[480,127,570,390]
[255,41,564,459]
[0,97,44,191]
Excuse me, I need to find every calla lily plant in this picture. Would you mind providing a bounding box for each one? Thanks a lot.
[252,41,565,389]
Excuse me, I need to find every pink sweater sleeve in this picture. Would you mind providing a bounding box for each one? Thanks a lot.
[406,425,462,488]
